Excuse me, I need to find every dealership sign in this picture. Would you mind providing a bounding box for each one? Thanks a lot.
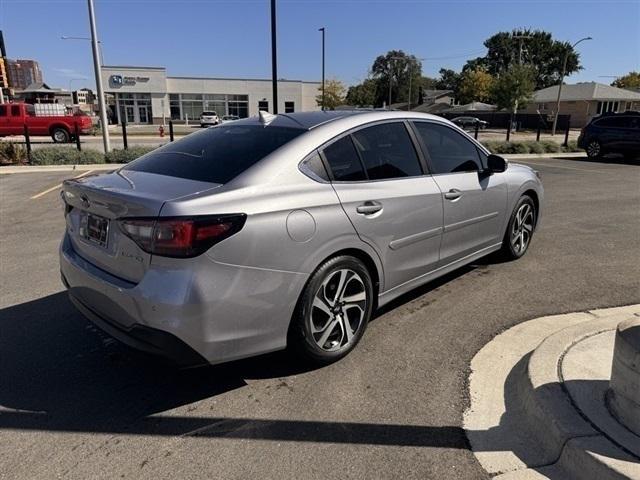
[109,75,150,88]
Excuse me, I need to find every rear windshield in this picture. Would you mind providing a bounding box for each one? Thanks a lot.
[201,111,216,116]
[123,124,305,184]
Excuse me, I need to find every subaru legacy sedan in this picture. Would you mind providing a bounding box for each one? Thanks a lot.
[60,111,543,366]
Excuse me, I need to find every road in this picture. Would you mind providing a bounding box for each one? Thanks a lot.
[0,157,639,479]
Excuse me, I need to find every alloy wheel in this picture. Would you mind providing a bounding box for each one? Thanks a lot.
[310,269,367,352]
[510,203,534,255]
[587,141,601,158]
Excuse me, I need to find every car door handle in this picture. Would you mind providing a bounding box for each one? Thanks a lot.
[356,201,383,215]
[444,189,462,200]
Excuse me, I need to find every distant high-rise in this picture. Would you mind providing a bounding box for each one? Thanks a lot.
[7,58,43,89]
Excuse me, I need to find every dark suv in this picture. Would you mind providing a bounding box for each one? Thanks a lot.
[578,111,640,159]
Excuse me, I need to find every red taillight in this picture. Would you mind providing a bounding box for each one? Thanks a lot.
[119,214,246,258]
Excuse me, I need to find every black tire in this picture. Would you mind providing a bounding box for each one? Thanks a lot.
[289,255,374,365]
[51,127,70,143]
[499,195,537,260]
[586,140,602,159]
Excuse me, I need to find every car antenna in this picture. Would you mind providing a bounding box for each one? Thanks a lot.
[259,110,277,126]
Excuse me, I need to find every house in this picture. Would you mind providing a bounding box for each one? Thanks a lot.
[523,82,640,127]
[14,82,72,105]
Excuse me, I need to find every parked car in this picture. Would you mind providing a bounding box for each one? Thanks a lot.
[451,116,489,129]
[60,111,543,367]
[577,111,640,159]
[0,102,93,143]
[199,111,219,127]
[220,115,240,123]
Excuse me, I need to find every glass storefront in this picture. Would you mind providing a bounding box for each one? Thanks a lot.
[169,93,249,121]
[116,93,152,124]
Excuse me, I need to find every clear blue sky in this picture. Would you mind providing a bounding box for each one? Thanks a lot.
[1,0,638,91]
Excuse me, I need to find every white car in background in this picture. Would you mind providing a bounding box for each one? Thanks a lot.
[220,115,240,124]
[200,111,219,127]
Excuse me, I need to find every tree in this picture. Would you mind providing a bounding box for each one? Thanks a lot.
[345,78,377,107]
[491,64,536,113]
[457,68,495,104]
[465,29,582,90]
[612,72,640,90]
[434,68,462,95]
[370,50,423,107]
[316,79,346,110]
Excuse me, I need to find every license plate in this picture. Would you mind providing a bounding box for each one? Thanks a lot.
[85,213,109,248]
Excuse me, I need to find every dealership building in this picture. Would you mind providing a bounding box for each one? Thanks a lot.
[101,66,321,125]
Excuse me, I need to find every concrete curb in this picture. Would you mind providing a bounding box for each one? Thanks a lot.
[0,164,118,174]
[465,305,640,480]
[521,315,640,479]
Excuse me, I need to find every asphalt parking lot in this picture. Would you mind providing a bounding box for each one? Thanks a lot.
[1,156,639,480]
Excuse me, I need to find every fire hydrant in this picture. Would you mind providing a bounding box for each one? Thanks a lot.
[158,125,165,137]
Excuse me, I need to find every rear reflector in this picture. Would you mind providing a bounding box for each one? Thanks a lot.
[119,214,246,258]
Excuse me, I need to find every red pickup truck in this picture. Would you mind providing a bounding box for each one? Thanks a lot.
[0,103,93,143]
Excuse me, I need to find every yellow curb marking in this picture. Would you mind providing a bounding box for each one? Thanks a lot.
[30,170,94,200]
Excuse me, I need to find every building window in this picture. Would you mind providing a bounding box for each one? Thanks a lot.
[258,100,269,112]
[285,101,294,113]
[597,101,620,114]
[538,103,547,110]
[169,94,181,120]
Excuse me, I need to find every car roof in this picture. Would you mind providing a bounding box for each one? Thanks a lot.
[233,109,449,130]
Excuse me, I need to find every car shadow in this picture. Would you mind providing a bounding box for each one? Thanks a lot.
[0,253,505,450]
[0,290,472,448]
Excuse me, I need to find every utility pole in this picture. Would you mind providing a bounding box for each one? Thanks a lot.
[270,0,278,114]
[319,27,325,110]
[552,37,592,135]
[510,34,533,133]
[389,55,404,110]
[87,0,110,152]
[407,57,425,111]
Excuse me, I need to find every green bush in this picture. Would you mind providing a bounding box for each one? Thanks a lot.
[481,140,575,155]
[524,141,545,154]
[30,147,105,165]
[0,142,28,164]
[539,140,561,153]
[105,146,156,164]
[561,140,580,153]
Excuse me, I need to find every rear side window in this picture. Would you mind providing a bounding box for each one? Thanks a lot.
[322,135,366,181]
[124,125,304,184]
[11,106,20,116]
[351,123,422,180]
[413,122,482,174]
[0,105,6,117]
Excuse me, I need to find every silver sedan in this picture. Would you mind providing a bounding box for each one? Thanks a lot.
[60,110,543,366]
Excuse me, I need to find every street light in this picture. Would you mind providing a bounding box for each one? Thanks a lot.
[270,0,278,114]
[552,36,592,135]
[319,27,325,110]
[61,35,105,66]
[86,0,110,152]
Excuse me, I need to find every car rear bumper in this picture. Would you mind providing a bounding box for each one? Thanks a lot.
[60,232,309,365]
[66,287,207,367]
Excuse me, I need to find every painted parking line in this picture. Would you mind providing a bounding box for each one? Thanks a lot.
[30,170,94,200]
[516,160,606,174]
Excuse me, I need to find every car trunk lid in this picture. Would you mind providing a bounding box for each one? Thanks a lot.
[62,169,221,283]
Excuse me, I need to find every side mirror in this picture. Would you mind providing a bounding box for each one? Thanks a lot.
[487,154,508,173]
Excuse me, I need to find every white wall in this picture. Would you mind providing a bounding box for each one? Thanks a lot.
[102,65,321,122]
